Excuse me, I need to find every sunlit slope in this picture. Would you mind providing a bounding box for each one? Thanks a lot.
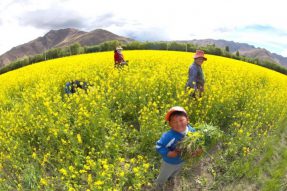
[0,50,287,190]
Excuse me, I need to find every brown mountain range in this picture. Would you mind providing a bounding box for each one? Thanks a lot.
[1,29,287,68]
[0,28,133,67]
[187,39,287,67]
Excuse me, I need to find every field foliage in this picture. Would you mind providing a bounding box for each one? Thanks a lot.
[0,50,287,190]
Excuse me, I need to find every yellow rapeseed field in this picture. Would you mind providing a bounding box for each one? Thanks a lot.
[0,50,287,190]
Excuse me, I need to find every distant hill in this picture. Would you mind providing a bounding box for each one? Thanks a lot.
[1,29,287,68]
[0,28,133,67]
[185,39,287,67]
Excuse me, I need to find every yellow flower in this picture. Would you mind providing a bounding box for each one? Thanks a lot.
[61,139,67,145]
[32,152,37,159]
[119,171,125,177]
[103,164,108,170]
[238,129,244,134]
[40,178,48,186]
[68,166,75,172]
[94,180,104,186]
[59,168,68,176]
[133,167,139,173]
[79,169,87,174]
[118,157,125,163]
[84,164,91,170]
[77,134,83,144]
[143,163,150,169]
[130,158,135,163]
[87,174,93,185]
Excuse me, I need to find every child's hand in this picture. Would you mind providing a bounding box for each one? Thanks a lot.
[167,151,178,158]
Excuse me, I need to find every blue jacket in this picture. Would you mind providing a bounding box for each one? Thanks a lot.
[156,125,196,164]
[186,63,205,89]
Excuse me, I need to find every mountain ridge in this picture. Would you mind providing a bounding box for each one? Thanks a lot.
[0,28,133,67]
[0,28,286,68]
[184,39,287,67]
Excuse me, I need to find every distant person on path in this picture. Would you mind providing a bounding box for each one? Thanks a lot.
[154,106,201,190]
[186,50,207,98]
[114,46,128,68]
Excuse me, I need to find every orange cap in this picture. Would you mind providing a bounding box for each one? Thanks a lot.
[165,106,187,121]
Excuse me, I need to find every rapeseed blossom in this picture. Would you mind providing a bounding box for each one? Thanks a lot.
[0,50,286,190]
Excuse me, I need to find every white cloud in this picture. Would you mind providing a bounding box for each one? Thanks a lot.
[281,49,287,57]
[20,7,86,29]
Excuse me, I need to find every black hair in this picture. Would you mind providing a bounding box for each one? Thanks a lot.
[169,111,187,121]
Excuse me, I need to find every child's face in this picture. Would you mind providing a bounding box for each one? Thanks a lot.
[195,57,205,65]
[169,115,188,133]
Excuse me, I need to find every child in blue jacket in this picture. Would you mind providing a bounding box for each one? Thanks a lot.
[155,106,196,189]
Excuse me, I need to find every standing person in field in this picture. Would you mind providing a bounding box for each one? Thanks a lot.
[114,46,128,68]
[154,106,202,190]
[186,50,207,98]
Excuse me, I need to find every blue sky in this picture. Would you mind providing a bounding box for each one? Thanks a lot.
[0,0,287,57]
